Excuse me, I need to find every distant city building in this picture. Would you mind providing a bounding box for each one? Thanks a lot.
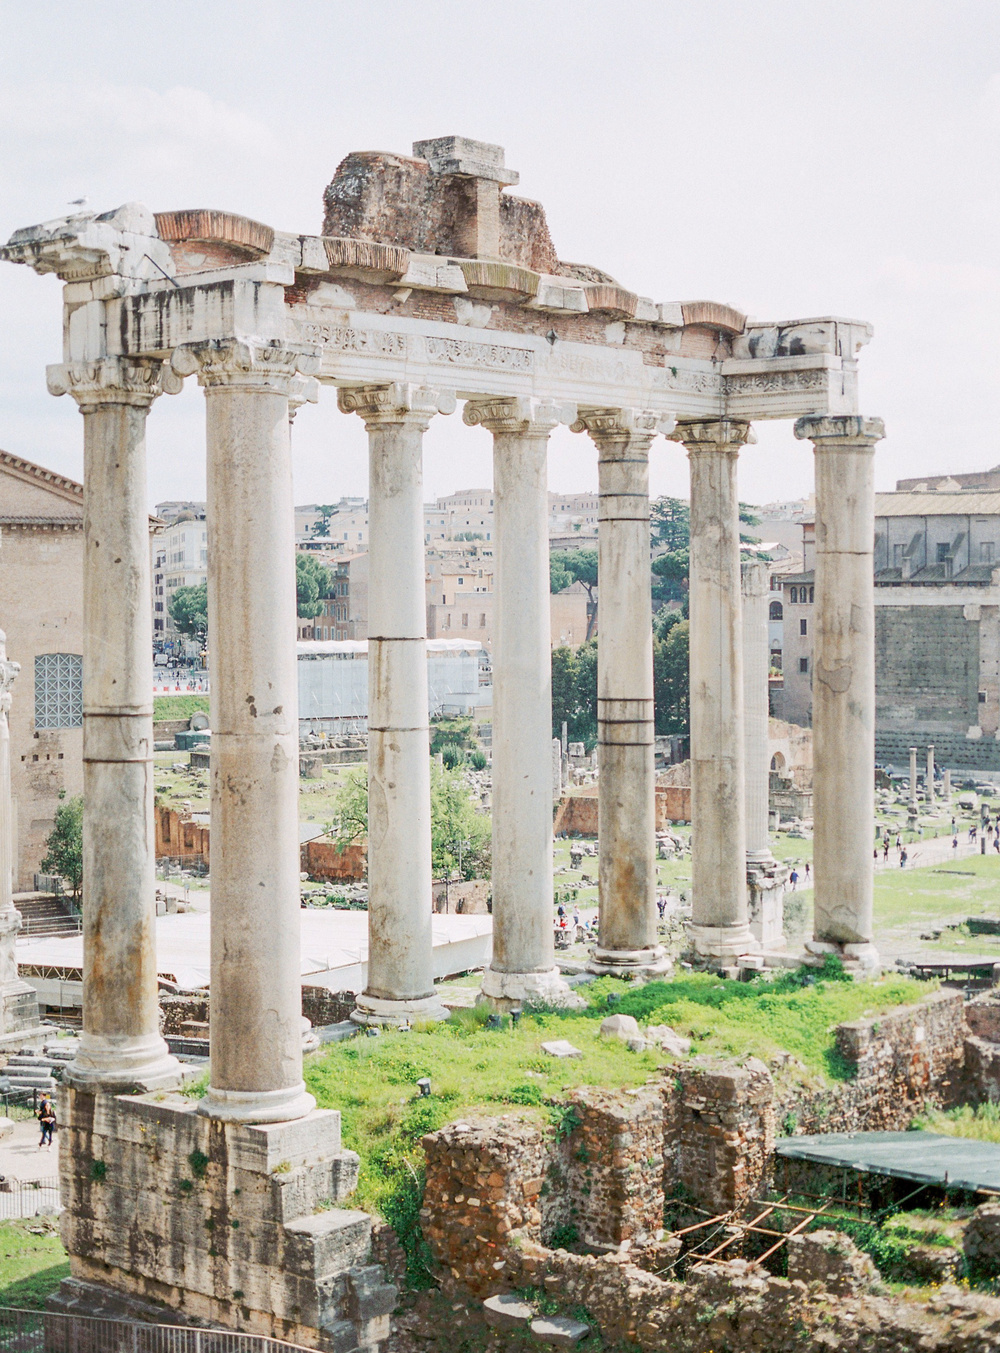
[153,511,207,648]
[771,484,1000,771]
[0,451,84,888]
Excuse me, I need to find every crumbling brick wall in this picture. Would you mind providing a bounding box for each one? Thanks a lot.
[665,1059,774,1213]
[155,807,209,865]
[551,1087,664,1250]
[301,987,357,1028]
[776,989,966,1134]
[301,838,366,882]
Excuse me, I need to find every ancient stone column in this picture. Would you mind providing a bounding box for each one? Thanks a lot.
[339,384,454,1025]
[672,420,758,960]
[741,559,786,949]
[572,409,670,975]
[927,745,936,800]
[174,340,319,1121]
[909,747,918,808]
[0,636,39,1038]
[464,397,574,1008]
[794,414,885,973]
[46,358,181,1089]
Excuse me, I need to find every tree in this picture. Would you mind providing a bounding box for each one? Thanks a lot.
[551,641,598,749]
[41,795,83,901]
[327,763,491,880]
[550,549,599,638]
[312,505,336,538]
[649,497,764,609]
[169,582,208,640]
[653,620,689,735]
[296,553,332,619]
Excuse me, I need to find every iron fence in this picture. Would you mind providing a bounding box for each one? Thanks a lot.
[0,1179,60,1220]
[0,1308,316,1353]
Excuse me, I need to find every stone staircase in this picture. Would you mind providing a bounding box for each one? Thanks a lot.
[13,892,81,938]
[1,1039,78,1094]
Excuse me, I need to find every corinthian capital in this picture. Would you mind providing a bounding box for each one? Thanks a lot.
[0,632,19,718]
[47,357,182,410]
[463,396,574,435]
[794,414,885,447]
[170,340,321,396]
[668,419,756,453]
[337,383,456,428]
[571,406,675,452]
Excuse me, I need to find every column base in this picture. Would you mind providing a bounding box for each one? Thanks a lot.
[687,922,762,961]
[479,965,586,1011]
[63,1031,184,1093]
[804,938,881,977]
[197,1082,317,1124]
[586,944,672,977]
[350,991,451,1028]
[747,857,788,952]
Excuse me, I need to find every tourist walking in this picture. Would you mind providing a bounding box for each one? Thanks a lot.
[37,1096,56,1150]
[789,868,799,890]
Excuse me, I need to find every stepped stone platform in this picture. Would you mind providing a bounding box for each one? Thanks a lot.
[51,1087,396,1352]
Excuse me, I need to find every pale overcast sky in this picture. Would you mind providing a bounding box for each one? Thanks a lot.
[1,0,997,509]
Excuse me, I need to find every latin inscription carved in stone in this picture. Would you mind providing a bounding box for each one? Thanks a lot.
[300,324,407,357]
[425,336,533,372]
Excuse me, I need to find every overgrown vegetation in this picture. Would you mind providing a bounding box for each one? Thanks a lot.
[916,1101,1000,1142]
[169,582,208,639]
[304,969,930,1282]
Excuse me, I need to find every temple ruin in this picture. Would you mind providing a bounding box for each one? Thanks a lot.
[1,135,882,1344]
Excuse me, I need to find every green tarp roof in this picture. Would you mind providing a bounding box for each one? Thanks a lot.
[775,1131,1000,1193]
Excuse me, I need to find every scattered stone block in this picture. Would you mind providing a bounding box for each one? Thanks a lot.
[645,1024,692,1057]
[541,1040,582,1059]
[483,1294,533,1329]
[530,1315,590,1345]
[787,1228,878,1294]
[599,1013,640,1042]
[965,1201,1000,1278]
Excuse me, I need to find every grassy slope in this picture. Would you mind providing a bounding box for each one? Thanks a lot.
[153,695,210,722]
[0,1219,68,1308]
[305,971,929,1221]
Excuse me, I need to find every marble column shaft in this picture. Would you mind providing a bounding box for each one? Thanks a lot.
[339,384,454,1026]
[175,340,318,1122]
[47,358,180,1089]
[673,420,757,957]
[909,747,918,807]
[927,745,935,799]
[741,559,772,861]
[464,399,574,1006]
[795,414,885,966]
[573,409,667,973]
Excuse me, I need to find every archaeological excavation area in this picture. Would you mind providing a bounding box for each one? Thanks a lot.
[6,136,1000,1353]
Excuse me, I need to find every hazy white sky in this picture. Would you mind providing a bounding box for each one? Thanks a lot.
[1,0,998,508]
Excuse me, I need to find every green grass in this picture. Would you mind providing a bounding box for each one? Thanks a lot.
[153,694,210,722]
[303,968,931,1282]
[0,1219,69,1308]
[916,1102,1000,1142]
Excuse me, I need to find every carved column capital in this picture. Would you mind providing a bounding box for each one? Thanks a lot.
[338,382,456,429]
[47,357,182,410]
[668,419,756,454]
[794,414,885,447]
[463,396,574,435]
[171,341,321,397]
[571,406,674,454]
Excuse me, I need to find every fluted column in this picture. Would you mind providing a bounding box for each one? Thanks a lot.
[0,636,37,1034]
[47,357,181,1089]
[795,414,885,973]
[339,384,454,1026]
[573,408,670,975]
[464,397,575,1008]
[671,419,758,960]
[173,340,319,1121]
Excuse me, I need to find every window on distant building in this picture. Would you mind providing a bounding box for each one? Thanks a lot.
[35,653,83,730]
[937,542,951,562]
[480,613,486,628]
[769,601,783,620]
[790,586,798,603]
[800,618,808,636]
[979,690,988,704]
[982,542,995,564]
[808,587,814,602]
[798,657,809,674]
[461,614,469,627]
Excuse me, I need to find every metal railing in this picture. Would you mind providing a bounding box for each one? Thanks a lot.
[0,1178,59,1220]
[0,1308,317,1353]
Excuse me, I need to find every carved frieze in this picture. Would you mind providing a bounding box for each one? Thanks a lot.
[723,368,831,397]
[299,324,406,357]
[426,336,534,372]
